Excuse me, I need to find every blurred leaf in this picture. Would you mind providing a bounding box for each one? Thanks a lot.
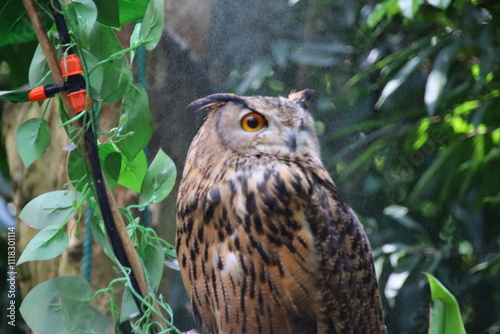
[425,273,466,334]
[376,46,435,109]
[0,0,51,47]
[384,205,428,234]
[339,137,388,181]
[484,196,500,204]
[139,0,164,50]
[471,99,493,128]
[426,0,452,10]
[29,43,52,88]
[19,190,80,230]
[116,84,152,161]
[236,60,273,95]
[425,44,459,116]
[15,118,51,167]
[0,90,30,103]
[20,276,111,334]
[118,0,149,25]
[17,225,69,265]
[289,42,351,67]
[367,0,399,28]
[0,41,38,87]
[398,0,424,19]
[139,149,176,205]
[408,141,460,201]
[349,37,433,87]
[94,0,120,28]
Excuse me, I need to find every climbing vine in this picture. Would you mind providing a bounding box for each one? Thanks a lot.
[1,0,180,332]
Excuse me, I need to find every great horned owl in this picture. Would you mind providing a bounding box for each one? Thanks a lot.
[176,91,386,334]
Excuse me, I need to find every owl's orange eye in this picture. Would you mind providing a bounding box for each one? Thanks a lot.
[241,112,266,132]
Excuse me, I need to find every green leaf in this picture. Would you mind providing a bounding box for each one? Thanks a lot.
[88,215,114,259]
[103,149,122,184]
[68,143,121,191]
[142,239,164,292]
[99,142,121,189]
[118,150,147,192]
[20,276,111,334]
[88,24,131,103]
[80,49,103,98]
[66,0,98,49]
[29,44,52,88]
[17,225,69,265]
[118,0,150,25]
[120,288,139,322]
[102,63,132,103]
[116,84,152,161]
[0,90,30,103]
[94,0,120,28]
[425,44,459,116]
[425,273,466,334]
[15,118,51,167]
[375,46,435,109]
[67,147,88,192]
[0,0,50,47]
[139,149,177,205]
[426,0,452,10]
[129,23,143,64]
[19,190,80,230]
[139,0,165,50]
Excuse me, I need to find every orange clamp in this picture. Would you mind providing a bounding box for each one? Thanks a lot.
[60,54,84,77]
[28,86,48,101]
[68,90,91,112]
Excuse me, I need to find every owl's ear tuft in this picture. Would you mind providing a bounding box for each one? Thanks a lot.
[187,93,247,111]
[288,89,316,108]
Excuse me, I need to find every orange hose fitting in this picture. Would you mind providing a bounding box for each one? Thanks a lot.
[28,86,48,101]
[60,54,84,77]
[68,90,91,112]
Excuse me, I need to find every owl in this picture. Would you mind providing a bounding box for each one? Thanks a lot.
[176,91,386,334]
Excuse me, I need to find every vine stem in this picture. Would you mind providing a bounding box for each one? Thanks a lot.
[22,0,76,119]
[22,0,167,330]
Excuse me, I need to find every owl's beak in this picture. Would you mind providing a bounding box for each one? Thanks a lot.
[285,128,297,152]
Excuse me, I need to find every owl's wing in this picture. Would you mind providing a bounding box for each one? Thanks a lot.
[307,168,386,334]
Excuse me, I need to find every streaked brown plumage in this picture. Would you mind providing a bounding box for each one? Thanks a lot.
[176,91,386,334]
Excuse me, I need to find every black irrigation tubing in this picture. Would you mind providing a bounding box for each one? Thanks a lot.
[50,0,147,323]
[83,125,145,313]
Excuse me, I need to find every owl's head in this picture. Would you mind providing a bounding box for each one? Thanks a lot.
[188,90,322,164]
